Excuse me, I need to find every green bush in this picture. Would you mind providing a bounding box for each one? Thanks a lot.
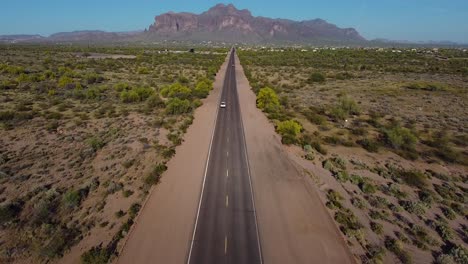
[62,189,81,209]
[385,237,412,264]
[257,87,280,113]
[383,126,418,150]
[146,94,165,108]
[160,82,191,99]
[370,221,384,235]
[137,67,150,74]
[0,201,23,224]
[276,119,302,144]
[357,138,380,152]
[359,180,377,194]
[144,163,167,186]
[398,169,427,187]
[88,136,105,151]
[114,82,130,92]
[307,72,325,83]
[58,76,74,88]
[81,245,109,264]
[166,98,191,115]
[193,80,212,98]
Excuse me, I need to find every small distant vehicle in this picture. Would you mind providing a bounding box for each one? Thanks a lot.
[232,64,235,67]
[220,102,226,108]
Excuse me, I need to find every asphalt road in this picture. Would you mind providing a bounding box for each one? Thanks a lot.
[187,49,262,264]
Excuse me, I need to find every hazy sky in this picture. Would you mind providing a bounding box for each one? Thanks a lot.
[2,0,468,42]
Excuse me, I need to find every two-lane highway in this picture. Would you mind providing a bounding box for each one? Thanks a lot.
[187,49,262,264]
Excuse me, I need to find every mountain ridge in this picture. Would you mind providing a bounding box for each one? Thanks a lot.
[145,3,365,43]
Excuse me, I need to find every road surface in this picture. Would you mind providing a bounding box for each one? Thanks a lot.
[187,49,262,264]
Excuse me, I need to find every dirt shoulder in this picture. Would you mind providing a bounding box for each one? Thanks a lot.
[235,53,355,264]
[116,52,230,264]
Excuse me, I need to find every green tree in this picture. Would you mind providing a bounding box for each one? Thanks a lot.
[160,82,191,99]
[193,80,212,98]
[276,120,302,144]
[166,98,191,115]
[307,72,326,83]
[257,87,280,112]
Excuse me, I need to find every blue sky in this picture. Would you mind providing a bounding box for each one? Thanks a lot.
[2,0,468,42]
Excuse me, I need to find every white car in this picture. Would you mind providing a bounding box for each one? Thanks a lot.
[220,102,226,108]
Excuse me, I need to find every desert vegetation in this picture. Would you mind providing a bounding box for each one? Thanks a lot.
[0,44,225,263]
[239,47,467,263]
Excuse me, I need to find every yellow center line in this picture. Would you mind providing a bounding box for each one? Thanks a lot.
[226,195,229,207]
[226,169,229,178]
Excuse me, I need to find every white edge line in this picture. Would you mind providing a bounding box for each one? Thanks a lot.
[186,49,231,264]
[234,51,264,264]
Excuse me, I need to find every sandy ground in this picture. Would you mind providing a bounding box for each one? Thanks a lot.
[116,52,230,264]
[234,53,356,264]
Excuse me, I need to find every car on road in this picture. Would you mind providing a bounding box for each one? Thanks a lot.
[220,102,226,108]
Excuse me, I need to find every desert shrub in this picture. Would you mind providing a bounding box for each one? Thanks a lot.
[137,66,150,74]
[405,82,448,91]
[88,136,105,151]
[84,72,104,84]
[349,174,364,185]
[193,79,212,98]
[160,82,191,99]
[334,170,349,183]
[81,245,109,264]
[385,237,412,264]
[326,189,343,209]
[434,183,464,203]
[382,125,418,150]
[371,221,384,235]
[0,111,15,121]
[359,179,377,194]
[338,96,360,115]
[114,82,130,92]
[334,208,363,235]
[335,72,354,80]
[39,226,80,258]
[365,244,386,264]
[129,203,141,218]
[144,163,168,186]
[58,76,74,88]
[257,87,280,113]
[178,76,189,84]
[166,98,191,115]
[398,169,427,188]
[146,94,165,108]
[62,189,81,209]
[120,90,139,103]
[357,138,380,152]
[0,201,23,224]
[330,96,360,120]
[409,225,439,249]
[433,222,453,241]
[304,110,327,125]
[133,86,154,101]
[86,87,101,100]
[307,72,325,83]
[276,119,302,144]
[401,200,426,216]
[351,197,366,209]
[441,206,457,220]
[115,210,125,218]
[122,190,134,197]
